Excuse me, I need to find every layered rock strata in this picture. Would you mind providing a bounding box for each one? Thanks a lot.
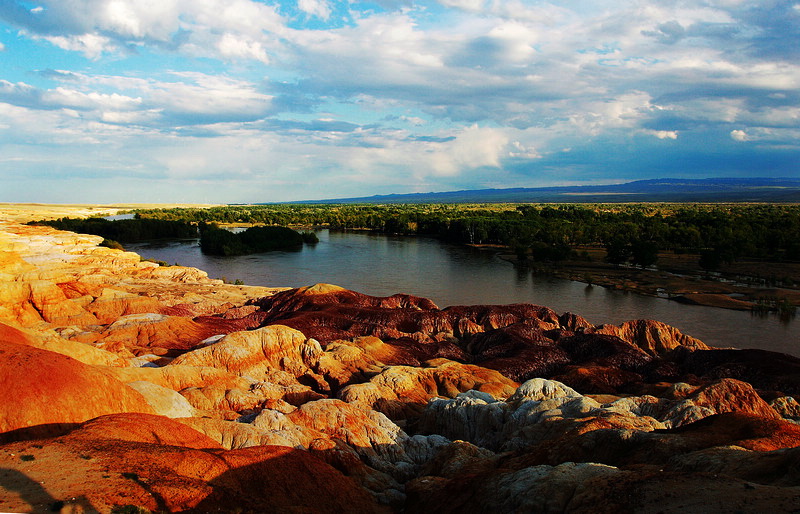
[1,220,799,513]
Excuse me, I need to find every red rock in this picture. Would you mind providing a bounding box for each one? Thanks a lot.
[552,365,644,394]
[668,412,800,452]
[0,413,386,513]
[674,348,800,396]
[0,337,154,441]
[588,319,709,355]
[62,412,222,449]
[690,378,780,420]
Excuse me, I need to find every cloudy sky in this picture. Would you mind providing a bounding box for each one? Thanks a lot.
[0,1,798,203]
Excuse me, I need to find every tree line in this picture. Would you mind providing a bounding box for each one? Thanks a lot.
[29,217,197,243]
[132,203,800,269]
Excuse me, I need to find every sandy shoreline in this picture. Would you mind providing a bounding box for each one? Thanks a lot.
[0,203,222,223]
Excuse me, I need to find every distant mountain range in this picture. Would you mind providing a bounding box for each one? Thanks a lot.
[293,178,800,204]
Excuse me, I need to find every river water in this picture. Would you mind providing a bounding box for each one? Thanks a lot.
[126,229,800,356]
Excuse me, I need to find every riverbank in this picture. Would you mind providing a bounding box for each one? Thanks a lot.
[9,203,800,315]
[0,202,222,223]
[495,245,800,313]
[220,221,800,314]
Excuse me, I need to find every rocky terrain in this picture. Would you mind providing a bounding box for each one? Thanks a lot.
[1,219,800,513]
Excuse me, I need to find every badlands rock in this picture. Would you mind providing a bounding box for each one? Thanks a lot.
[0,321,127,366]
[0,338,153,440]
[3,219,800,512]
[771,395,800,421]
[0,413,385,514]
[418,377,781,452]
[339,358,518,420]
[171,324,322,380]
[587,318,710,355]
[407,460,800,514]
[125,380,197,418]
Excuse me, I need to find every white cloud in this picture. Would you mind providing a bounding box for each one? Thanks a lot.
[0,71,273,129]
[147,72,273,120]
[508,140,541,158]
[645,130,679,139]
[730,129,749,141]
[298,0,332,20]
[569,92,655,135]
[100,109,162,124]
[43,87,143,111]
[437,0,485,11]
[17,0,287,60]
[216,33,270,63]
[39,33,114,59]
[425,125,510,176]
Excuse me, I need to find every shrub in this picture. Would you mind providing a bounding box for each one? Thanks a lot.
[100,238,124,250]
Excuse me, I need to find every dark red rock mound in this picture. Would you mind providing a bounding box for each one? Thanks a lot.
[671,347,800,396]
[242,286,794,396]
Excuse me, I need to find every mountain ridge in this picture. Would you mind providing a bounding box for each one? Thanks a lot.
[287,177,800,204]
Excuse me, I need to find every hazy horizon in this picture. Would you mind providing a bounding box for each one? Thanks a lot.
[1,1,798,204]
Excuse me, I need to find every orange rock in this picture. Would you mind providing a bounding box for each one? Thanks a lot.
[339,359,518,420]
[93,313,218,355]
[0,413,385,513]
[171,324,322,380]
[689,378,780,420]
[0,321,127,366]
[64,412,221,449]
[588,319,709,355]
[0,338,154,440]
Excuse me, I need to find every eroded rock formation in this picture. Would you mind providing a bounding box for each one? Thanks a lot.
[1,219,799,513]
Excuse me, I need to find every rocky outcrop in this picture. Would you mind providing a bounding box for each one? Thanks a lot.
[0,336,154,440]
[406,461,800,514]
[0,413,385,514]
[339,359,518,420]
[587,318,710,355]
[1,219,799,513]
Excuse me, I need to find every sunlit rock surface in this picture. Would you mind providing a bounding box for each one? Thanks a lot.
[1,220,799,513]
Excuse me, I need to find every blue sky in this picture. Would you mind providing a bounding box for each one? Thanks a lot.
[0,0,798,203]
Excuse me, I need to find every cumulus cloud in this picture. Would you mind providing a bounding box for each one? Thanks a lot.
[0,0,286,60]
[1,0,799,201]
[508,141,541,159]
[297,0,332,20]
[730,129,749,141]
[39,33,114,59]
[0,71,272,130]
[644,130,679,139]
[216,33,270,63]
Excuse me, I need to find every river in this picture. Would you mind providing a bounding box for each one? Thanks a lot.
[126,229,800,356]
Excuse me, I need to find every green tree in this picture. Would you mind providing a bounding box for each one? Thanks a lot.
[604,237,631,266]
[630,240,659,268]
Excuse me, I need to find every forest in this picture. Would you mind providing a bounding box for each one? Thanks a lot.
[29,217,197,243]
[133,203,800,270]
[199,224,318,256]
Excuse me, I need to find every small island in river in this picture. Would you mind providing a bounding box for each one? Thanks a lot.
[1,205,800,512]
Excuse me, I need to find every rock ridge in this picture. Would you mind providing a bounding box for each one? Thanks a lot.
[1,220,799,513]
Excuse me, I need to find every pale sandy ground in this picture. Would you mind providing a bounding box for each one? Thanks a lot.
[0,203,221,223]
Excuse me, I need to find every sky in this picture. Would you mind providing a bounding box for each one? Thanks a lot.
[0,0,798,203]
